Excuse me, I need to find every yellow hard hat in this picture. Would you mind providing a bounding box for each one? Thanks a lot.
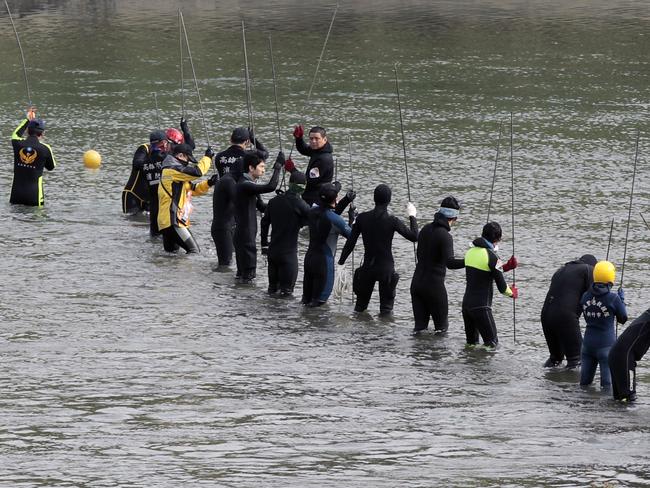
[83,149,101,169]
[593,260,616,284]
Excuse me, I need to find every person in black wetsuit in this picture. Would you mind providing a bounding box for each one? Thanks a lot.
[540,254,597,369]
[215,127,268,177]
[122,130,167,214]
[302,183,353,307]
[462,221,518,348]
[10,107,56,207]
[290,125,333,206]
[233,151,283,282]
[338,184,418,315]
[144,121,194,236]
[608,309,650,402]
[260,170,311,296]
[212,128,269,267]
[410,196,465,335]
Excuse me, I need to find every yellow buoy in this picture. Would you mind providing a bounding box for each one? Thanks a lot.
[83,149,101,169]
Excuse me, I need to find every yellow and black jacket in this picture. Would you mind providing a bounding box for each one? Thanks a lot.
[157,154,211,231]
[10,118,56,206]
[463,237,513,310]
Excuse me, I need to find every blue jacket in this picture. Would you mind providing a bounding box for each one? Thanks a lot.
[580,283,628,349]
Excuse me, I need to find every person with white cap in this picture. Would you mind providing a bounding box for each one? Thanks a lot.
[410,196,464,334]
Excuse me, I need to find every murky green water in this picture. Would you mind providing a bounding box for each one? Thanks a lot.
[1,1,650,486]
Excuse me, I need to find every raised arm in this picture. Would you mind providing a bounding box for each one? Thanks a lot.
[338,220,361,265]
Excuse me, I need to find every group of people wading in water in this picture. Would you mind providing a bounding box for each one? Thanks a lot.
[7,107,649,405]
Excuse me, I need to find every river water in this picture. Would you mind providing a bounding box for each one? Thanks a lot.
[1,1,650,486]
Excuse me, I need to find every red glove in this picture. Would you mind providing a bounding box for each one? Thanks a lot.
[284,158,296,172]
[502,255,518,272]
[293,125,304,139]
[510,284,519,299]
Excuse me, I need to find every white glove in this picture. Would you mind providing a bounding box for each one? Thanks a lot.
[406,202,417,218]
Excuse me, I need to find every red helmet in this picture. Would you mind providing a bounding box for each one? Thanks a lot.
[165,128,184,145]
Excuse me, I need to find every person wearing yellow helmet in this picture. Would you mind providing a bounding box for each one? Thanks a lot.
[579,260,628,389]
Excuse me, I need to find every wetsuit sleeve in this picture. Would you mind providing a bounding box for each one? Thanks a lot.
[43,143,56,170]
[12,119,29,140]
[242,165,281,195]
[180,120,195,150]
[577,266,592,315]
[443,233,464,270]
[489,252,510,295]
[393,216,419,242]
[256,194,267,213]
[132,144,148,170]
[297,199,311,226]
[615,296,628,325]
[334,194,352,215]
[254,138,269,161]
[448,257,465,269]
[260,200,271,247]
[295,136,312,156]
[338,220,361,265]
[329,211,352,239]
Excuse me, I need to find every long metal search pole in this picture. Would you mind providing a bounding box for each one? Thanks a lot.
[179,9,185,119]
[241,20,255,145]
[605,218,615,261]
[269,35,288,191]
[5,0,32,106]
[269,35,283,152]
[486,121,504,223]
[620,130,640,289]
[179,10,211,147]
[153,93,162,128]
[394,63,416,262]
[288,3,339,158]
[348,134,355,302]
[510,112,517,343]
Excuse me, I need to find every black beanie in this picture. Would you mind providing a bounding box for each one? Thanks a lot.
[289,171,306,184]
[440,195,460,210]
[374,184,392,205]
[319,183,339,205]
[579,254,597,267]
